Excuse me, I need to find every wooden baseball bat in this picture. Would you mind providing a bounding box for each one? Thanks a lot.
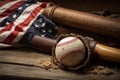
[30,35,56,53]
[94,44,120,63]
[30,35,120,63]
[43,4,120,40]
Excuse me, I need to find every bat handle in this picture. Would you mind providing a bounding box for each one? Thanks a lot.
[94,43,120,62]
[30,35,56,53]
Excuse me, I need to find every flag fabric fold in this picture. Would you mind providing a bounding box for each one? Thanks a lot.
[0,0,58,47]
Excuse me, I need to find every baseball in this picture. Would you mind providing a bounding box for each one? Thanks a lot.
[55,36,86,67]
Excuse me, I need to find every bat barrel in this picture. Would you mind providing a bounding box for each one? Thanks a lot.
[43,5,120,40]
[94,43,120,63]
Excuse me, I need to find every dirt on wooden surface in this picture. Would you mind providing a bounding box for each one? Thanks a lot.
[36,57,59,70]
[35,57,118,76]
[87,65,115,75]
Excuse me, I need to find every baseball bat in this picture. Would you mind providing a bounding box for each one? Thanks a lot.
[94,43,120,63]
[30,35,120,63]
[43,4,120,40]
[30,35,56,53]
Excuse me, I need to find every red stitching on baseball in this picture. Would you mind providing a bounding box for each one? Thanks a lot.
[57,37,78,47]
[60,48,84,65]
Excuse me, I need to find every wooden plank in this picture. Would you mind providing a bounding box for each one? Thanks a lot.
[0,63,119,80]
[0,47,50,66]
[0,47,120,80]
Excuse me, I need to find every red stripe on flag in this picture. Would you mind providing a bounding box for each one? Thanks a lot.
[0,22,14,34]
[0,0,13,7]
[2,3,45,44]
[39,2,48,8]
[2,31,19,44]
[0,0,25,18]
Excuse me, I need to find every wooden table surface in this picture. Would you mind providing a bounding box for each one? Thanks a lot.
[0,47,119,80]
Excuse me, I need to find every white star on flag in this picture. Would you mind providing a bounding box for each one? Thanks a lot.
[12,14,17,18]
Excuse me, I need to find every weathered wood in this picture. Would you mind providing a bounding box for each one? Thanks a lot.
[0,47,49,66]
[0,63,120,80]
[0,47,120,80]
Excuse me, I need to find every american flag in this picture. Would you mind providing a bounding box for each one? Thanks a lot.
[0,0,58,47]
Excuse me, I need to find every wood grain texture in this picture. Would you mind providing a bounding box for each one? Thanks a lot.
[0,47,120,80]
[0,63,120,80]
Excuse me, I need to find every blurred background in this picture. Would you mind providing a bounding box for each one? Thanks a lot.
[39,0,120,12]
